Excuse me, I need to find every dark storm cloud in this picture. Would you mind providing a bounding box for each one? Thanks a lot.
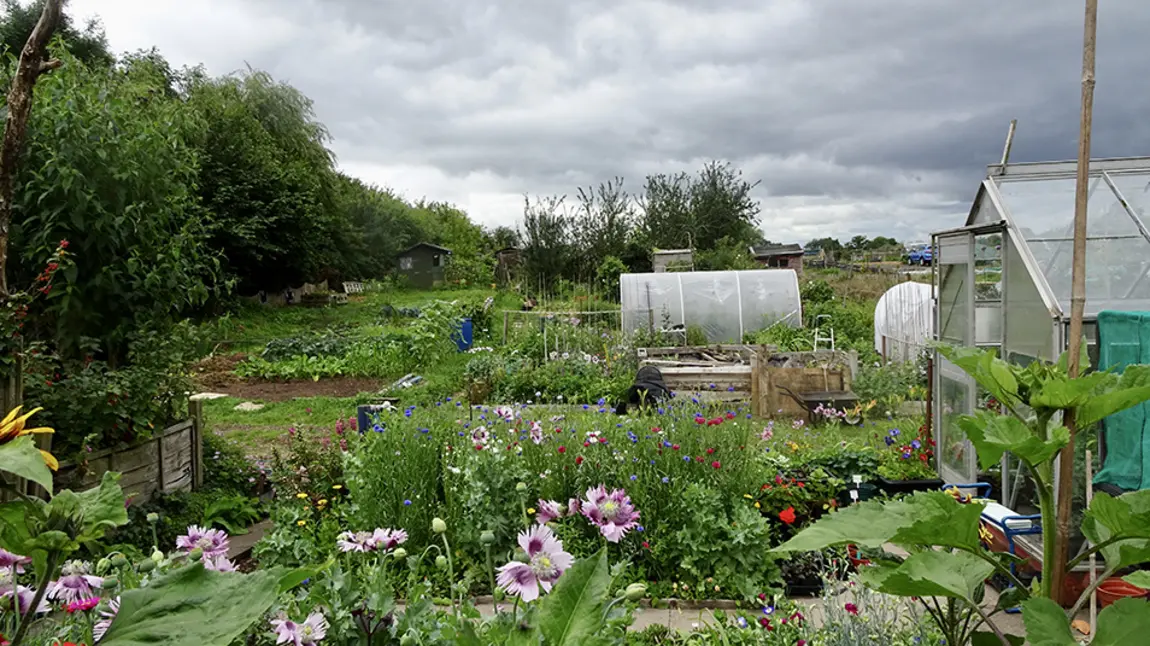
[78,0,1150,239]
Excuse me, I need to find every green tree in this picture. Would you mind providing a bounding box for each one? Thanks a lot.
[0,0,111,67]
[637,161,760,252]
[183,68,340,293]
[806,237,843,252]
[520,195,572,290]
[571,177,633,278]
[7,46,222,363]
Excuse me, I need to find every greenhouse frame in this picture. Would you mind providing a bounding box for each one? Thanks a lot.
[620,269,802,343]
[932,156,1150,495]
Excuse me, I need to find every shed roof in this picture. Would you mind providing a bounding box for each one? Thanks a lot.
[399,242,452,256]
[751,243,804,258]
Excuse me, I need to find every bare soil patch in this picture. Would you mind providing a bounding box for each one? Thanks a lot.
[208,377,382,401]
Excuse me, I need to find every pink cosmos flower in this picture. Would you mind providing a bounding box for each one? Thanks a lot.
[48,560,104,604]
[176,525,230,558]
[336,531,377,553]
[93,596,120,642]
[204,555,237,572]
[272,611,328,645]
[370,528,408,551]
[496,524,574,602]
[536,499,564,524]
[581,485,640,543]
[0,548,31,573]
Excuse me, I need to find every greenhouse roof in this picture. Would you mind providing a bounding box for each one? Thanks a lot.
[968,156,1150,318]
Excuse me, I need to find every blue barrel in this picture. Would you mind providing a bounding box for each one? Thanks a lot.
[453,318,474,352]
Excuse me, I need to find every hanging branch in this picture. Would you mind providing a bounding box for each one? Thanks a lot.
[0,0,65,297]
[1051,0,1098,604]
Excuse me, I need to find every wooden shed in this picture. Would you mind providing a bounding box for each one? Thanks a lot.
[494,246,522,285]
[398,242,451,288]
[751,244,805,275]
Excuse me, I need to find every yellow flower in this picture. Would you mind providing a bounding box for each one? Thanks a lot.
[332,485,343,490]
[754,501,761,509]
[297,520,307,527]
[296,493,308,499]
[317,499,328,506]
[0,406,57,470]
[743,494,753,499]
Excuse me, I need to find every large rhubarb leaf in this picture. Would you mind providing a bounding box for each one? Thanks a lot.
[857,550,992,604]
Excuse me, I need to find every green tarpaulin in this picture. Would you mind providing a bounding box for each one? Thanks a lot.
[1094,310,1150,492]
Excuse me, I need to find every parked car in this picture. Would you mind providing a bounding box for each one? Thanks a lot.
[907,245,933,266]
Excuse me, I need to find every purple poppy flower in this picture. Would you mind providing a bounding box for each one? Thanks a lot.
[2,584,49,615]
[204,555,237,572]
[93,596,120,642]
[272,611,328,646]
[911,439,922,450]
[176,525,230,558]
[536,499,564,524]
[581,485,640,543]
[566,498,582,517]
[496,524,574,602]
[529,421,545,445]
[371,528,408,551]
[337,531,376,553]
[0,547,31,573]
[48,560,104,604]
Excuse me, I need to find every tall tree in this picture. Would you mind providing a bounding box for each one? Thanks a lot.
[519,195,571,290]
[0,0,111,68]
[572,176,632,279]
[183,68,339,293]
[689,161,760,249]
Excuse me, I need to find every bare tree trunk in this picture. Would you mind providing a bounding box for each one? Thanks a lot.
[1052,0,1098,606]
[0,0,65,297]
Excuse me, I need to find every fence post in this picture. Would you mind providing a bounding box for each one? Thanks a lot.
[925,356,934,441]
[502,311,509,346]
[190,399,204,490]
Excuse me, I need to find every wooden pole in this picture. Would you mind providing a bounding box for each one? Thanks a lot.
[1000,119,1018,166]
[1052,0,1098,605]
[1086,449,1097,632]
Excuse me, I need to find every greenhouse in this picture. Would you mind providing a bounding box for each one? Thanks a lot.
[932,156,1150,490]
[620,269,802,343]
[874,281,934,362]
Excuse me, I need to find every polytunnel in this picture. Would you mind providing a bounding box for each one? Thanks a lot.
[874,281,935,362]
[620,269,802,343]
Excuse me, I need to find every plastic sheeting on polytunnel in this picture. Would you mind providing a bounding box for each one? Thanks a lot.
[620,269,802,342]
[874,281,934,362]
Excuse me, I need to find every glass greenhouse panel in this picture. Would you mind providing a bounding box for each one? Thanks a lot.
[619,270,801,342]
[996,175,1150,316]
[1002,235,1055,364]
[936,355,977,484]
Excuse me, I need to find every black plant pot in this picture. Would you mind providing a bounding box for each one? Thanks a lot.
[877,476,945,496]
[783,577,823,597]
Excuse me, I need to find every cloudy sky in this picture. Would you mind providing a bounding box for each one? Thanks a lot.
[67,0,1150,244]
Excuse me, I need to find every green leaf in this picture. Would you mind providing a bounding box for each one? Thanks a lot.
[1030,371,1111,411]
[99,563,285,646]
[0,501,36,555]
[971,632,1024,646]
[940,345,1021,408]
[1092,597,1150,646]
[1077,365,1150,428]
[1021,597,1077,646]
[1122,570,1150,590]
[857,550,993,603]
[995,584,1029,611]
[278,564,324,594]
[957,411,1069,470]
[1081,491,1150,571]
[536,550,611,646]
[1056,340,1091,375]
[0,435,53,493]
[74,471,130,542]
[773,491,984,553]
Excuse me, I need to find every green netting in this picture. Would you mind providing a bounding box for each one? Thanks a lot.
[1094,310,1150,491]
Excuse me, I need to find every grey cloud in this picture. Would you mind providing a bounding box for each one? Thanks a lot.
[123,0,1150,239]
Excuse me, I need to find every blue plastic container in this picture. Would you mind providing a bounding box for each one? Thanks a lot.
[453,318,474,352]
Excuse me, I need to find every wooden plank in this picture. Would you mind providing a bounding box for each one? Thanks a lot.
[750,352,761,417]
[190,400,204,490]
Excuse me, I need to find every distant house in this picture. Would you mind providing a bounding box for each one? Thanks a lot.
[494,246,522,285]
[397,242,451,288]
[751,244,805,275]
[652,249,694,273]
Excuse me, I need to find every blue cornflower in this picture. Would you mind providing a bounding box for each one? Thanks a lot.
[404,499,412,506]
[662,477,670,483]
[630,475,638,481]
[911,439,921,449]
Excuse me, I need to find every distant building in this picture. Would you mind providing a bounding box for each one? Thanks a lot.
[751,244,805,275]
[397,242,451,288]
[652,248,694,273]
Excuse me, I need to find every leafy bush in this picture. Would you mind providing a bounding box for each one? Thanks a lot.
[261,331,352,361]
[852,359,926,415]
